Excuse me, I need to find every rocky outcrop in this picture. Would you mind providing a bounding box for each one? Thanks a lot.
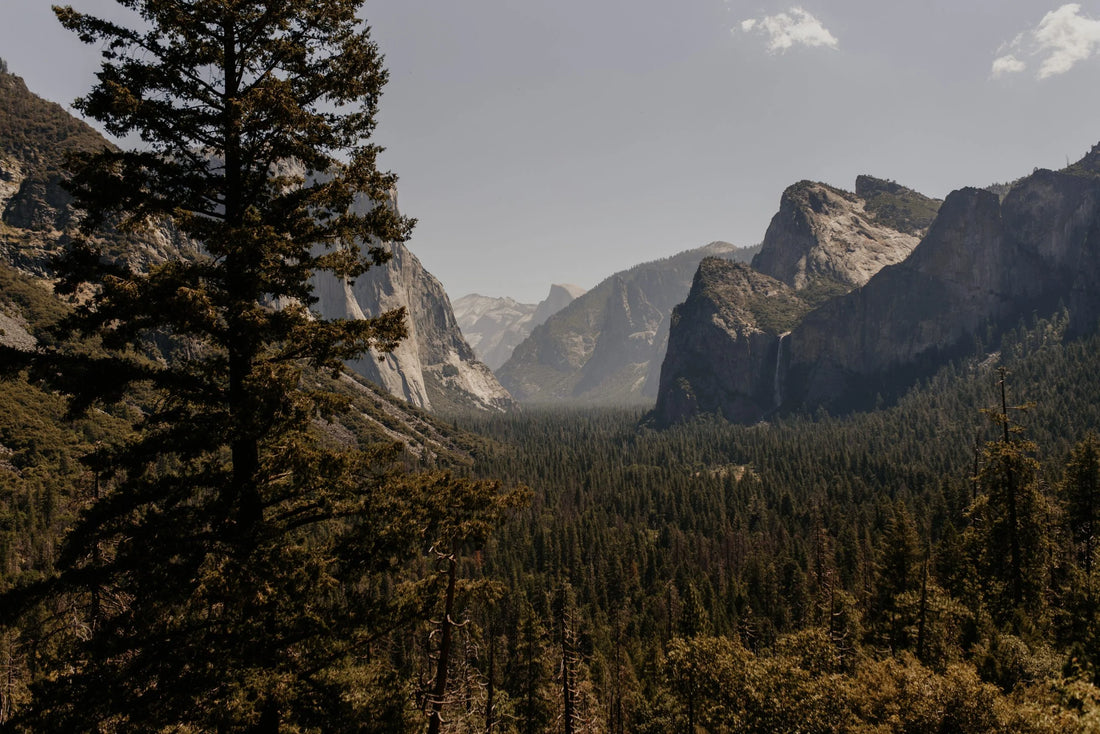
[312,230,515,414]
[655,149,1100,424]
[786,161,1100,412]
[497,241,759,405]
[453,283,585,370]
[751,178,938,299]
[652,259,808,425]
[653,177,939,425]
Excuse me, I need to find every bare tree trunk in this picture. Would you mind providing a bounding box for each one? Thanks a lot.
[485,628,495,734]
[427,554,458,734]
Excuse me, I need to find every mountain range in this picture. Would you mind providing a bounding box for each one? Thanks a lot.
[452,283,586,370]
[654,152,1100,425]
[496,241,760,405]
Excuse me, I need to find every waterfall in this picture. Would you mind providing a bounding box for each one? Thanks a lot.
[773,332,790,410]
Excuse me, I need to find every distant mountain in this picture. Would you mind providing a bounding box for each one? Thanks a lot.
[654,152,1100,425]
[0,65,509,415]
[454,283,586,370]
[496,241,760,405]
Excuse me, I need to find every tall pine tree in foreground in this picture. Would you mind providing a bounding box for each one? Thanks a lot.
[0,1,517,730]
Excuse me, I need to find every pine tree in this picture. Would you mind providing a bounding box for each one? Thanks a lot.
[970,371,1049,623]
[0,1,516,730]
[1063,433,1100,587]
[870,501,922,650]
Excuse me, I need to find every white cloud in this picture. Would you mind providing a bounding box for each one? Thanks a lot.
[993,3,1100,79]
[738,7,838,53]
[992,54,1027,77]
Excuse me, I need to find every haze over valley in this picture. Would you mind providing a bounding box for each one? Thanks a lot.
[3,2,1100,731]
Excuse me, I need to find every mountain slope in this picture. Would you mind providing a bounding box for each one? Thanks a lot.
[0,64,508,415]
[655,149,1100,424]
[497,241,759,405]
[453,283,585,370]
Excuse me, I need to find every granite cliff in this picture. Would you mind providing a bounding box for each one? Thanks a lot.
[497,241,759,405]
[655,151,1100,425]
[311,230,514,413]
[0,65,508,415]
[750,177,938,300]
[652,258,808,423]
[653,176,939,425]
[786,159,1100,412]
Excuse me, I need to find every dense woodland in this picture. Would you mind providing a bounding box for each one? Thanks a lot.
[8,286,1100,730]
[417,311,1100,732]
[2,0,1100,730]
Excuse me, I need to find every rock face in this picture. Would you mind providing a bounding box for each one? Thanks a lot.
[652,259,808,425]
[750,178,938,299]
[654,177,939,425]
[0,68,188,274]
[786,161,1100,412]
[0,65,509,415]
[497,242,760,405]
[311,228,515,414]
[655,152,1100,424]
[453,283,585,370]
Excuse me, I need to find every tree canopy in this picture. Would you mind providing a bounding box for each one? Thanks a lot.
[0,1,519,730]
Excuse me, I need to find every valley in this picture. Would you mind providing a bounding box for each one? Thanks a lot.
[3,5,1100,727]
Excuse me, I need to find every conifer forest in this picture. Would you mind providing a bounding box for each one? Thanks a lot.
[2,0,1100,732]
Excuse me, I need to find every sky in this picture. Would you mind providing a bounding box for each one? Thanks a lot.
[4,1,1100,303]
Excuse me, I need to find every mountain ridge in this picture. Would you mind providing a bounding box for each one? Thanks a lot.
[497,241,760,405]
[654,148,1100,425]
[0,65,508,416]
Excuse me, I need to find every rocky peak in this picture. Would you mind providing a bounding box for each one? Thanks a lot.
[750,178,937,300]
[652,259,807,426]
[531,283,586,328]
[655,146,1100,426]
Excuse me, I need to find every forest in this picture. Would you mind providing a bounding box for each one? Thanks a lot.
[1,0,1100,731]
[5,272,1100,731]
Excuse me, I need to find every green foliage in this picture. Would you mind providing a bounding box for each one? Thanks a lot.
[0,1,526,730]
[1062,434,1100,581]
[0,67,104,165]
[855,174,942,235]
[970,428,1051,622]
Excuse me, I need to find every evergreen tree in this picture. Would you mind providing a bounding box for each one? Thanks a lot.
[0,1,516,729]
[970,374,1049,624]
[870,501,922,650]
[1063,433,1100,587]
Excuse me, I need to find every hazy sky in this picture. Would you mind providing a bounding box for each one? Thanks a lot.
[4,1,1100,302]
